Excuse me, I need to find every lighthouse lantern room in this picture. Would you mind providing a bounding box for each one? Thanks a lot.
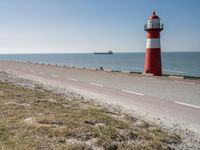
[144,11,163,76]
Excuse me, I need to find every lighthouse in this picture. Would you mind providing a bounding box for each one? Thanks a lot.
[144,11,163,76]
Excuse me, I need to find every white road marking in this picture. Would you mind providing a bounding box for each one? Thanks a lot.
[23,75,33,78]
[30,70,34,73]
[51,74,59,77]
[68,78,78,81]
[122,90,144,96]
[89,83,104,87]
[174,81,195,85]
[18,75,34,80]
[175,102,200,109]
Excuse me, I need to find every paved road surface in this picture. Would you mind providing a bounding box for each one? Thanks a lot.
[0,61,200,133]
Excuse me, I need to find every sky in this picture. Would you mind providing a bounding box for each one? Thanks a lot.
[0,0,200,54]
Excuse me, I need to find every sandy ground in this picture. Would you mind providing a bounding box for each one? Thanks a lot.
[0,70,200,149]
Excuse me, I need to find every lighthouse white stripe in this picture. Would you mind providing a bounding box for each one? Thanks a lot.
[146,38,160,48]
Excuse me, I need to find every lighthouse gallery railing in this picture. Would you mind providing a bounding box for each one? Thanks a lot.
[144,23,163,30]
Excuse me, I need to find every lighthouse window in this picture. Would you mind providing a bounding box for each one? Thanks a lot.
[148,20,153,28]
[147,19,161,29]
[153,19,160,28]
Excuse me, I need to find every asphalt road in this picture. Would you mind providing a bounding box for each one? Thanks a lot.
[1,61,200,133]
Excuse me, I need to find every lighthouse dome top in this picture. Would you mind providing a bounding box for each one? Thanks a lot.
[149,11,160,20]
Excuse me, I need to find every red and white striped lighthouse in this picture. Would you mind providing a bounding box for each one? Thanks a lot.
[144,11,163,76]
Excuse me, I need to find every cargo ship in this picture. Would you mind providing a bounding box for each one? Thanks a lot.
[94,50,113,55]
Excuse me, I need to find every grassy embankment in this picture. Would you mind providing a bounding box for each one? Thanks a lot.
[0,81,181,150]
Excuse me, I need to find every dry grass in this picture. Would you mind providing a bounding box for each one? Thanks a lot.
[0,81,181,150]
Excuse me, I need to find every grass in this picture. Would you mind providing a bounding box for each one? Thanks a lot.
[0,81,181,150]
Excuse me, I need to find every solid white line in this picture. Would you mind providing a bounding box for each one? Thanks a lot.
[89,83,104,87]
[51,74,59,77]
[175,102,200,109]
[122,90,144,96]
[68,78,78,81]
[174,81,195,85]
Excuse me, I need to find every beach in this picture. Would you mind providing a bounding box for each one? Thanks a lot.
[0,61,200,149]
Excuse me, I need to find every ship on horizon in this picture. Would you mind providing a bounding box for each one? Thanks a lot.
[93,50,114,55]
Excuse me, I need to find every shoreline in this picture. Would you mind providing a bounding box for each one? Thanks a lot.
[2,60,200,81]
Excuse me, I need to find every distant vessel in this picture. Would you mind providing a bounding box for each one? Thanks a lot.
[94,50,113,55]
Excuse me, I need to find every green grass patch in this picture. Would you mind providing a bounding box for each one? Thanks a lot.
[0,81,181,149]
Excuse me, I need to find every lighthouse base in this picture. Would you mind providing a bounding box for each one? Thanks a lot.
[144,48,162,76]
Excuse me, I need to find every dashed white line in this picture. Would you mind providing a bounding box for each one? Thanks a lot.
[51,74,59,77]
[122,90,144,96]
[175,102,200,109]
[89,83,104,87]
[68,78,78,81]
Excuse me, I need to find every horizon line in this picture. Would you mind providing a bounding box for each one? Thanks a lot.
[0,50,199,55]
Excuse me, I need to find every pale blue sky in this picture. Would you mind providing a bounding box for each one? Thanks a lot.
[0,0,200,54]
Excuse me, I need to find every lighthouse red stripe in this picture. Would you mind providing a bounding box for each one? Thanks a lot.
[147,30,160,38]
[144,48,162,76]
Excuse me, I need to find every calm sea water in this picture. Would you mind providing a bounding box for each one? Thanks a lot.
[0,52,200,77]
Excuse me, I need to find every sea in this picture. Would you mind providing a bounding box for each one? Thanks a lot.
[0,52,200,77]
